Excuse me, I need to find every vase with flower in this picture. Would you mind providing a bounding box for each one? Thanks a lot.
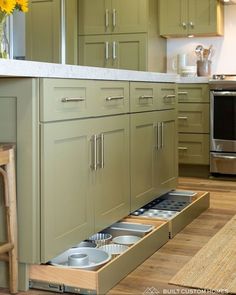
[0,0,28,59]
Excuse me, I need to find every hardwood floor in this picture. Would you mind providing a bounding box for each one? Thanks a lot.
[1,177,236,295]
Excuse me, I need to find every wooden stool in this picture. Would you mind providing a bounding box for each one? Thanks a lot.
[0,145,18,294]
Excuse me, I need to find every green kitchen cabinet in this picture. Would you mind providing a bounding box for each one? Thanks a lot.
[159,0,224,37]
[78,0,166,72]
[78,34,147,71]
[78,0,148,35]
[26,0,78,64]
[130,110,177,211]
[41,115,130,261]
[178,84,210,177]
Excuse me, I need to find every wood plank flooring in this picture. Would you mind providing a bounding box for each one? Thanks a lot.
[0,177,236,295]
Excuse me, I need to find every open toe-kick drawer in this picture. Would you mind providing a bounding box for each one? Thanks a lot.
[130,191,210,238]
[29,219,169,294]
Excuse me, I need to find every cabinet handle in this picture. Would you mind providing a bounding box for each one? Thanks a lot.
[157,122,161,150]
[106,95,124,101]
[61,97,85,103]
[182,22,187,29]
[105,41,109,60]
[178,91,188,95]
[161,122,164,149]
[178,116,188,120]
[139,95,153,99]
[178,147,188,151]
[90,135,98,171]
[163,94,175,103]
[189,21,194,28]
[112,41,116,60]
[112,9,116,28]
[153,124,158,149]
[213,154,236,160]
[100,133,105,169]
[105,9,109,28]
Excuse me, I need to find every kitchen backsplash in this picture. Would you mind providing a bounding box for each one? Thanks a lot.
[167,5,236,75]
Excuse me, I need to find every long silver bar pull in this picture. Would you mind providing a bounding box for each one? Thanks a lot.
[90,135,98,171]
[100,133,105,169]
[157,122,161,150]
[61,97,85,102]
[161,122,164,149]
[112,41,117,60]
[105,41,109,60]
[112,9,116,28]
[106,95,124,101]
[153,124,158,149]
[105,9,109,29]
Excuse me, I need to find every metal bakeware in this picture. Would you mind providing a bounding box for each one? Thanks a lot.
[112,235,141,246]
[88,233,112,247]
[104,222,154,237]
[99,243,129,258]
[49,247,111,270]
[141,209,178,220]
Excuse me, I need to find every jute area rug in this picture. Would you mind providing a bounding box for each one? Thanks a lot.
[169,215,236,294]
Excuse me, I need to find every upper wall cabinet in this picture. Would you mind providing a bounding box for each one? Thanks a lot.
[78,0,148,35]
[159,0,224,38]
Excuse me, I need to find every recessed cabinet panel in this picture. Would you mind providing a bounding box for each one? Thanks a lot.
[130,112,157,211]
[92,115,130,232]
[178,84,209,103]
[40,120,94,262]
[178,103,210,133]
[178,133,210,165]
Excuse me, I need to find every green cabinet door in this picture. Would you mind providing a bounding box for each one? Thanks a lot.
[159,0,224,37]
[130,112,158,211]
[79,34,147,71]
[156,111,178,195]
[78,0,148,35]
[92,115,130,232]
[40,120,94,262]
[111,0,148,34]
[159,0,187,37]
[26,0,77,64]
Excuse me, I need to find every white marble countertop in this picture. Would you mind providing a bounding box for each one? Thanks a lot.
[0,59,210,83]
[0,59,178,82]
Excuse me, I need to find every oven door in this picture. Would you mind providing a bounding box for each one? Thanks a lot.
[210,91,236,153]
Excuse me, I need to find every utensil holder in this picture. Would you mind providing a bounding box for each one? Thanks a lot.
[197,60,211,77]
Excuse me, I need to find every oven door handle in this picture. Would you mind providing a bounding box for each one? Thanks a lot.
[212,91,236,96]
[213,154,236,160]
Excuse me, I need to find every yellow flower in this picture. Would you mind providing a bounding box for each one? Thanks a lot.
[16,0,28,12]
[0,0,16,14]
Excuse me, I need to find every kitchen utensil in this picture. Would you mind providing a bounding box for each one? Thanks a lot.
[99,244,128,258]
[50,247,111,270]
[104,221,154,237]
[88,233,112,247]
[112,235,141,246]
[195,45,203,60]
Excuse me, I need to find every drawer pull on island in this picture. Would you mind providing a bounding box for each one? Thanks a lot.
[106,95,124,101]
[178,147,188,151]
[90,135,98,171]
[61,97,85,103]
[178,116,188,120]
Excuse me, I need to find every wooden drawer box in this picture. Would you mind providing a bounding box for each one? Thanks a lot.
[129,191,210,238]
[178,103,209,133]
[178,134,210,165]
[29,219,169,294]
[40,79,129,122]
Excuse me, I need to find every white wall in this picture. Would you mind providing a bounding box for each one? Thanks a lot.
[167,5,236,74]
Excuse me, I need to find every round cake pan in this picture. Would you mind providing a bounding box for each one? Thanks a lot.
[72,240,97,248]
[99,243,128,258]
[112,235,141,246]
[50,247,111,270]
[88,233,112,247]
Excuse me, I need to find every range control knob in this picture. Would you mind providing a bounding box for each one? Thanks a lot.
[220,75,225,80]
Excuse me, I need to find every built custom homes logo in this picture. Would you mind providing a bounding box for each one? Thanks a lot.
[143,287,160,294]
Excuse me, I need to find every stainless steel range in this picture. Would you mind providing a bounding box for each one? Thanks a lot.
[209,74,236,175]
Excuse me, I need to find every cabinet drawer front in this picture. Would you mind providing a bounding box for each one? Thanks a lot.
[40,79,129,122]
[178,103,209,133]
[29,220,169,294]
[158,83,177,110]
[40,78,93,122]
[178,84,209,103]
[130,82,157,112]
[178,134,210,165]
[90,81,129,117]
